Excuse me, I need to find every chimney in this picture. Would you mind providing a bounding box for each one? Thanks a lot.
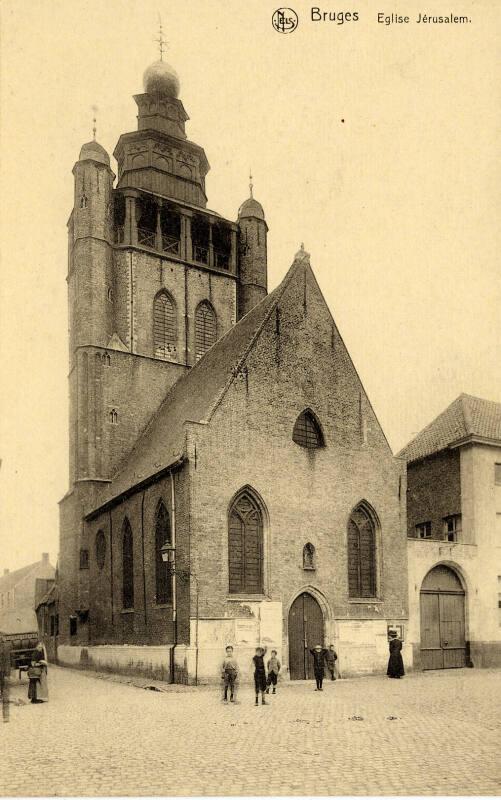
[42,553,49,563]
[3,569,9,576]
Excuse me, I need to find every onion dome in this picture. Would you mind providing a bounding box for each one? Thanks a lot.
[238,197,266,221]
[79,140,110,167]
[143,60,180,98]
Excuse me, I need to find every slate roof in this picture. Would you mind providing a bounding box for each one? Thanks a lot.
[35,583,58,611]
[93,257,303,511]
[398,394,501,463]
[0,562,42,595]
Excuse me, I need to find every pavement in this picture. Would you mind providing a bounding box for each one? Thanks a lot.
[1,665,500,796]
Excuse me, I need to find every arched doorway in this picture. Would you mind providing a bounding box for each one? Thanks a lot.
[420,565,466,670]
[288,592,324,680]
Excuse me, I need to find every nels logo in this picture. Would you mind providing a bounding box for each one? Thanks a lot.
[272,8,299,33]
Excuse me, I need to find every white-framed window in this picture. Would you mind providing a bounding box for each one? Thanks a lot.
[415,521,432,539]
[443,514,461,542]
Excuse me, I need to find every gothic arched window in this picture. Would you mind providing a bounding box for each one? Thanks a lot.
[347,503,377,598]
[155,500,172,605]
[228,491,263,595]
[122,518,134,609]
[293,410,324,449]
[95,530,106,570]
[153,291,177,358]
[195,301,217,362]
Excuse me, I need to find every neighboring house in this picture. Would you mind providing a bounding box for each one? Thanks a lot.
[57,57,409,682]
[0,554,56,637]
[35,580,59,662]
[399,394,501,670]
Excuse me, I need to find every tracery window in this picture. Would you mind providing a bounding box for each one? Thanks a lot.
[122,518,134,610]
[153,291,177,358]
[155,500,172,604]
[292,410,324,449]
[228,491,263,595]
[195,301,217,361]
[347,503,377,598]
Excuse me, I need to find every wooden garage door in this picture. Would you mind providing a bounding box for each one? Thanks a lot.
[420,566,466,670]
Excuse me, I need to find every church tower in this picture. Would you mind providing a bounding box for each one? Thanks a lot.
[237,180,268,319]
[60,56,270,644]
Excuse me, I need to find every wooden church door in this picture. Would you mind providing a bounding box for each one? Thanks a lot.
[420,565,466,670]
[288,592,324,680]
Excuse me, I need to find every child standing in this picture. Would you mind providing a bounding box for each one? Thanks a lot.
[265,650,281,694]
[221,645,239,702]
[252,646,267,705]
[325,644,338,681]
[310,644,327,691]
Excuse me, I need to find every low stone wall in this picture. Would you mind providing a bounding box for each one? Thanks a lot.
[57,644,173,682]
[335,619,412,677]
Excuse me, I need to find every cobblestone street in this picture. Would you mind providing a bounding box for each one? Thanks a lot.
[1,665,500,796]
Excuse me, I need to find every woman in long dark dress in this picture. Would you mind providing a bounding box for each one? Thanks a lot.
[27,642,49,703]
[387,632,405,678]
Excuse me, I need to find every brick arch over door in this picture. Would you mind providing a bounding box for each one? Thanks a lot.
[228,489,264,595]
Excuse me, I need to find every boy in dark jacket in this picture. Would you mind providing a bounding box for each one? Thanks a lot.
[252,646,267,705]
[310,644,327,690]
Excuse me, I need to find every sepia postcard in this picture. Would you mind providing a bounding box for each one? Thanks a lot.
[0,0,500,796]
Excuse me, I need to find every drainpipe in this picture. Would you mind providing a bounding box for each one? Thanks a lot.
[170,471,177,683]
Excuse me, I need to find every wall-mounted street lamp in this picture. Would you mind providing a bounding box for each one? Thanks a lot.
[160,541,199,686]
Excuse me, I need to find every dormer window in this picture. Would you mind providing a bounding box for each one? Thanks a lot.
[292,410,324,449]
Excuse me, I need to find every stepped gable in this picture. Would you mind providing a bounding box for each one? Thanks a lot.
[399,393,501,464]
[94,257,306,509]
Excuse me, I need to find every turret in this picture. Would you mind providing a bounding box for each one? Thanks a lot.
[237,183,268,319]
[68,137,115,484]
[69,139,115,360]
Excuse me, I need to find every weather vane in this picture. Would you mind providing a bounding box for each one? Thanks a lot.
[91,105,98,141]
[155,16,168,61]
[249,170,253,198]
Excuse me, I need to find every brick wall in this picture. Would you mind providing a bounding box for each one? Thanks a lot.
[406,450,461,540]
[186,263,407,669]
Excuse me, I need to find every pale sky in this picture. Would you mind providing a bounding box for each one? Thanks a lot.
[1,0,500,572]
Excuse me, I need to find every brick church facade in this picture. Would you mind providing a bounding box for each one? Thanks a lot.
[58,58,409,682]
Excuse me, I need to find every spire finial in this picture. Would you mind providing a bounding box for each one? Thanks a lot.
[91,105,98,141]
[249,170,253,198]
[294,242,310,263]
[155,16,168,61]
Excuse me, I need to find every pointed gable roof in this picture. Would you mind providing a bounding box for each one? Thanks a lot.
[398,394,501,464]
[92,257,304,511]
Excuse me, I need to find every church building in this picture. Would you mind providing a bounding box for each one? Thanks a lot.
[58,58,409,682]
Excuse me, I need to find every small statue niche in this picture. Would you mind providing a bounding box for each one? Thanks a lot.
[303,542,316,571]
